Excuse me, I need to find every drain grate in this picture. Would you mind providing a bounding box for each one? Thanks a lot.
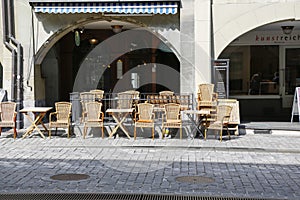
[50,173,90,181]
[175,176,215,184]
[0,193,278,200]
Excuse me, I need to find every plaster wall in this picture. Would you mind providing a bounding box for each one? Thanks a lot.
[213,0,300,57]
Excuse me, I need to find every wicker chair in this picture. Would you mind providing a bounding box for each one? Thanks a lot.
[90,89,104,102]
[134,103,155,140]
[162,103,182,139]
[159,91,174,96]
[197,84,217,110]
[117,92,134,109]
[83,102,104,139]
[159,91,174,107]
[204,105,232,141]
[80,92,96,122]
[49,102,72,138]
[0,102,17,138]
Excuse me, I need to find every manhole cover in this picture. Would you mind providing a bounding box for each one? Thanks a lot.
[50,173,90,181]
[175,176,215,184]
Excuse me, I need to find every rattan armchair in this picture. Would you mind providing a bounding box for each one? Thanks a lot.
[204,105,232,141]
[80,92,96,122]
[83,102,104,139]
[117,92,134,109]
[49,102,72,138]
[0,102,17,138]
[162,103,182,139]
[134,103,155,140]
[90,89,104,102]
[197,83,217,110]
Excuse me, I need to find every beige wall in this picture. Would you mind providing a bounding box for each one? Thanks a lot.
[213,0,300,57]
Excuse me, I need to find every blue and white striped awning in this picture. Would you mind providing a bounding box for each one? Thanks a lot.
[31,2,179,15]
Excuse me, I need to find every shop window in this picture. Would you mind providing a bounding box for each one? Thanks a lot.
[219,45,279,95]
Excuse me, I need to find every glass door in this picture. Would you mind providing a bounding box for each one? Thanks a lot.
[281,46,300,107]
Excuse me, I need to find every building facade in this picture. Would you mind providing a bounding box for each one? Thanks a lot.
[1,0,300,126]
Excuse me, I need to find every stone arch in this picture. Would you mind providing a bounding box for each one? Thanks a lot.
[213,2,298,57]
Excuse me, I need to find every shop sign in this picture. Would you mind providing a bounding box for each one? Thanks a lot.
[233,31,300,45]
[213,59,229,99]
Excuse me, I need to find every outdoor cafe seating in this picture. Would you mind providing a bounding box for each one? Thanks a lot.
[14,87,236,141]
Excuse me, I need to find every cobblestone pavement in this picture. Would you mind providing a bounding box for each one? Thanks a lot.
[0,127,299,200]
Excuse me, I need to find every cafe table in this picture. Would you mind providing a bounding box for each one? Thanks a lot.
[106,108,134,139]
[20,107,52,139]
[183,109,210,139]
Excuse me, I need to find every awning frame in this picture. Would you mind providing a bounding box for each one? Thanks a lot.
[29,1,181,15]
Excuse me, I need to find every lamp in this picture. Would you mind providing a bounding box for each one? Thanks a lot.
[89,38,98,45]
[281,26,294,35]
[111,25,123,33]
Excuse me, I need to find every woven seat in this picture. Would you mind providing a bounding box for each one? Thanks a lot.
[134,103,155,140]
[204,105,232,141]
[49,102,72,138]
[83,102,104,139]
[0,102,17,138]
[162,103,182,139]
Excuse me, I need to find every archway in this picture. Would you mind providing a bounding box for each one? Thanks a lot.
[39,22,180,107]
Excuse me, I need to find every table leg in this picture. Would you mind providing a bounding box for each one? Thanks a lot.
[109,112,131,139]
[187,114,204,139]
[22,112,46,139]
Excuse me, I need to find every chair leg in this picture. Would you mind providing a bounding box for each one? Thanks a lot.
[67,126,70,138]
[220,129,223,142]
[83,126,87,139]
[49,128,51,138]
[101,126,104,139]
[13,127,17,139]
[227,127,231,140]
[134,126,136,140]
[152,126,154,140]
[180,127,182,139]
[0,127,2,136]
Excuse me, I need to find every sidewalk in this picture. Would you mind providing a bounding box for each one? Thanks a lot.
[0,125,299,200]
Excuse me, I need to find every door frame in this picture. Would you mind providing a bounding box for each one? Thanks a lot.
[280,45,300,108]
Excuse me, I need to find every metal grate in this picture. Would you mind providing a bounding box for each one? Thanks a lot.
[50,173,90,181]
[0,193,280,200]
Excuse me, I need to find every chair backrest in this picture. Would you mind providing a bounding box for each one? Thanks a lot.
[123,90,140,99]
[137,103,154,120]
[164,103,180,120]
[80,92,96,112]
[216,105,232,123]
[217,99,240,124]
[90,89,104,101]
[80,92,96,102]
[198,84,214,101]
[0,102,16,121]
[159,91,174,96]
[117,93,133,109]
[86,102,102,121]
[55,102,72,121]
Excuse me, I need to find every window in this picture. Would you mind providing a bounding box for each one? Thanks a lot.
[219,45,279,95]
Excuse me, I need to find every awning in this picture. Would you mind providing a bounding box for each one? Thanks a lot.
[30,1,179,15]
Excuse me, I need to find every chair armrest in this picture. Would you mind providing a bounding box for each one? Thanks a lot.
[162,113,166,122]
[100,112,104,121]
[49,112,57,121]
[134,112,139,122]
[221,115,231,124]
